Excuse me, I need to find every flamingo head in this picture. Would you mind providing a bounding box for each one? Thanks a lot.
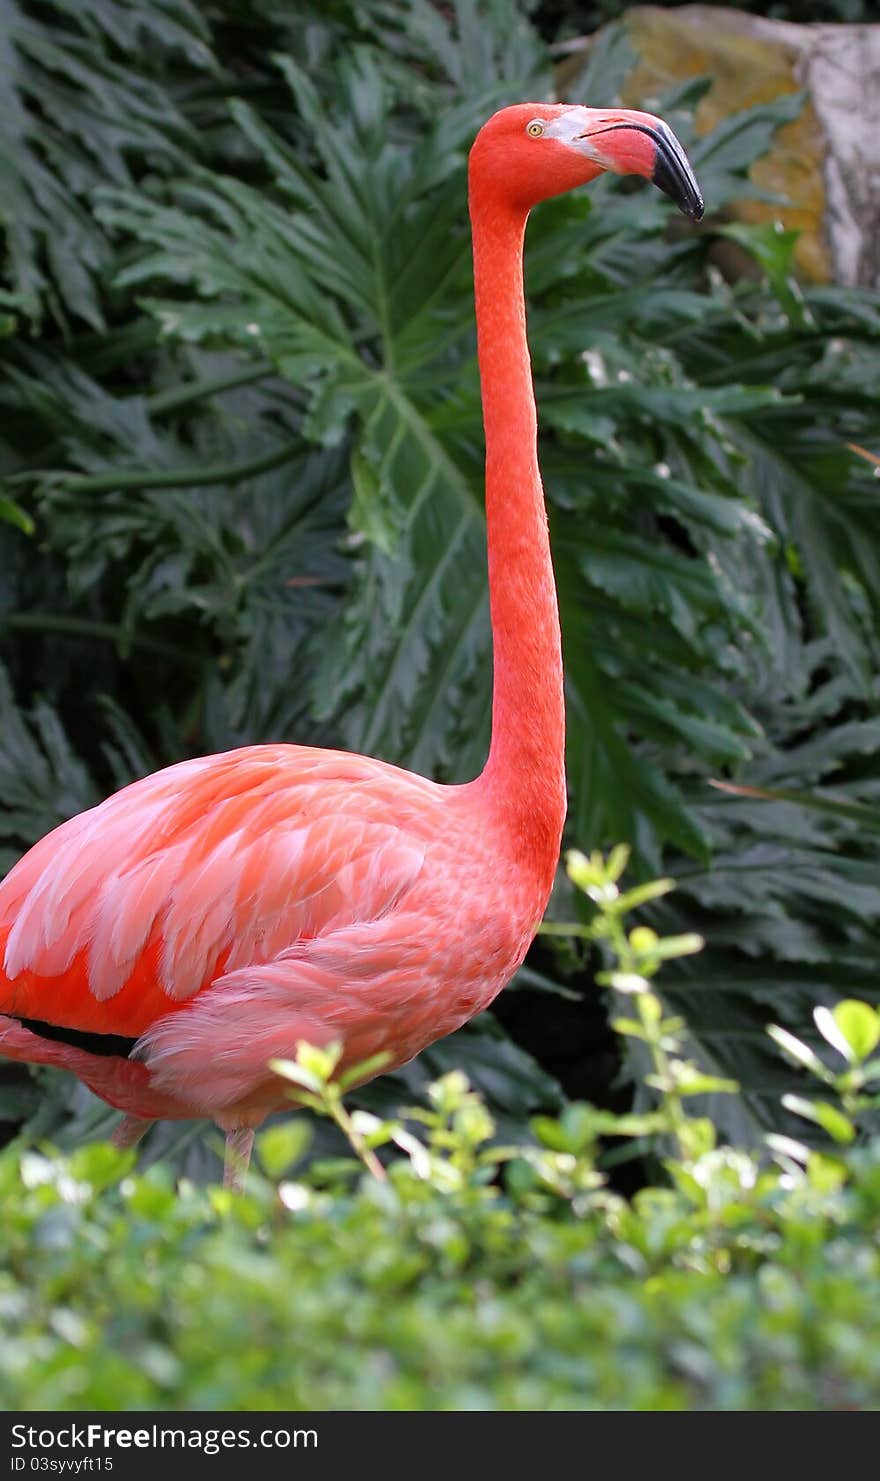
[470,103,704,221]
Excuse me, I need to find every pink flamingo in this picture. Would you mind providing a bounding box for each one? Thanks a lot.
[0,105,702,1187]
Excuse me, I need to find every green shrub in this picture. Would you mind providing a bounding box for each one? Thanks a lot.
[3,855,880,1412]
[3,1117,880,1410]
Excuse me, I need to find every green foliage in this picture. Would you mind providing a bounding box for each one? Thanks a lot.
[769,1000,880,1148]
[549,848,737,1161]
[0,0,215,329]
[4,1128,879,1410]
[5,884,880,1411]
[1,0,880,1152]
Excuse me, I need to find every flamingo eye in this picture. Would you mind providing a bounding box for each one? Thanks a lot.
[526,119,545,138]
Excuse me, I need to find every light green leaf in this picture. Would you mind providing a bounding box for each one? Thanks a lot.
[257,1121,312,1179]
[767,1026,833,1082]
[781,1095,855,1144]
[822,1001,880,1064]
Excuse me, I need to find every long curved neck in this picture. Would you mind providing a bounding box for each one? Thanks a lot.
[470,182,566,878]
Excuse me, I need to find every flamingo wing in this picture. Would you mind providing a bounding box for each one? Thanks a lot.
[0,745,430,1040]
[134,907,463,1118]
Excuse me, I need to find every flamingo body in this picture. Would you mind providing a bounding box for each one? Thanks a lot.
[0,102,702,1177]
[0,747,543,1127]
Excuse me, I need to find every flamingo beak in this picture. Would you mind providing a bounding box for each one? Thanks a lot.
[649,121,705,221]
[578,118,704,221]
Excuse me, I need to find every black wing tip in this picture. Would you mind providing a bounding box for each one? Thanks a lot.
[14,1013,138,1059]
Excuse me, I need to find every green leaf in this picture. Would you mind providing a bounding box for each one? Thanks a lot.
[689,90,807,206]
[765,1132,810,1166]
[717,221,813,330]
[820,1001,880,1064]
[0,493,33,533]
[0,0,212,327]
[614,879,676,913]
[0,664,100,862]
[781,1095,856,1145]
[673,1070,739,1098]
[643,934,705,962]
[337,1052,393,1092]
[611,1017,649,1040]
[295,1042,343,1083]
[269,1059,322,1096]
[767,1026,833,1083]
[257,1121,312,1179]
[709,780,880,832]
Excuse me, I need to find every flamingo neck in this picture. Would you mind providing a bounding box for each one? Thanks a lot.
[469,186,566,883]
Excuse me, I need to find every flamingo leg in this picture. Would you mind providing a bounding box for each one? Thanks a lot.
[223,1127,254,1192]
[111,1113,152,1150]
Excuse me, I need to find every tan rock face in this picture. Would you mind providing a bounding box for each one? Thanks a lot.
[563,5,880,287]
[803,24,880,287]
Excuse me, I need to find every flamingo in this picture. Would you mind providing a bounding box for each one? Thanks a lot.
[0,104,703,1188]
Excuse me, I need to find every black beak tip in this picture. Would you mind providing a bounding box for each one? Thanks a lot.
[652,149,704,221]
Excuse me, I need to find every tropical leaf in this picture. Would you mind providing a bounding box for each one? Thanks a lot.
[0,663,99,869]
[0,0,214,328]
[2,0,880,1158]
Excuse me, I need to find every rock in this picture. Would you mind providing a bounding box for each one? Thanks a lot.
[559,6,880,287]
